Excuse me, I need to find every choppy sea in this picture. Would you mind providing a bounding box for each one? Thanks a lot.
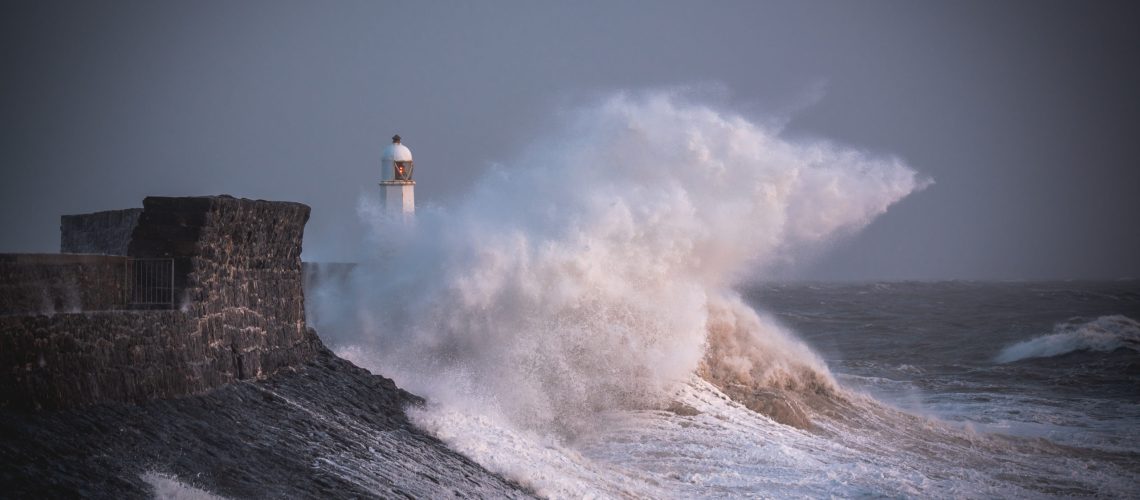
[371,280,1140,498]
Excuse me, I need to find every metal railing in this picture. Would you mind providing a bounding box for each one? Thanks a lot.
[125,258,175,309]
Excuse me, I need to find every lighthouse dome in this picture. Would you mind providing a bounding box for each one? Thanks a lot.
[381,142,413,162]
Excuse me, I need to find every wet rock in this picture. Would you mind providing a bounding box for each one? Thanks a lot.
[0,348,532,499]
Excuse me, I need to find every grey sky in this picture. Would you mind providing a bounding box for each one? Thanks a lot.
[2,0,1138,280]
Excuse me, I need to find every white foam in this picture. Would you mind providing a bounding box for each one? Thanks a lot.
[995,315,1140,363]
[405,377,1140,497]
[140,471,227,500]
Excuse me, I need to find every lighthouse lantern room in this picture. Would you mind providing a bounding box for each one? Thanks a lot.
[380,134,415,216]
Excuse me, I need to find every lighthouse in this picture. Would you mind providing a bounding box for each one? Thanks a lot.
[380,134,415,217]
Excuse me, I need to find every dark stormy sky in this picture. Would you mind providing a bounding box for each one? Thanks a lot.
[2,0,1138,280]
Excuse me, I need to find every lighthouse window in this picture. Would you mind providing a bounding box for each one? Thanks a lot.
[393,161,413,180]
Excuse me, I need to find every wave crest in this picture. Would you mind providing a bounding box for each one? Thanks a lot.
[699,293,840,428]
[315,90,925,436]
[995,315,1140,363]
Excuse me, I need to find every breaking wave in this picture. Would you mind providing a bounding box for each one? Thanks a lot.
[995,315,1140,363]
[311,90,931,493]
[330,90,926,433]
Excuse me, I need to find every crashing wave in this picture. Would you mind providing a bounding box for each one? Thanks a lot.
[995,315,1140,363]
[698,292,842,429]
[312,90,927,440]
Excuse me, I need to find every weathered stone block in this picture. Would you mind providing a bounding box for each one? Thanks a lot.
[60,208,142,255]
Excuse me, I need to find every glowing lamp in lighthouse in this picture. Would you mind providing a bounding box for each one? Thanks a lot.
[380,134,415,216]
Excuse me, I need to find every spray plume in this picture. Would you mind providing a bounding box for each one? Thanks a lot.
[315,91,929,436]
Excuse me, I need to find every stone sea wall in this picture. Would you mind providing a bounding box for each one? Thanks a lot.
[0,309,321,411]
[136,196,318,381]
[0,254,127,315]
[0,196,320,410]
[60,208,142,255]
[3,311,193,409]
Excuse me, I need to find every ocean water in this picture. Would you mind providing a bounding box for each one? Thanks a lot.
[311,92,1138,497]
[746,281,1140,495]
[337,281,1138,498]
[752,281,1140,451]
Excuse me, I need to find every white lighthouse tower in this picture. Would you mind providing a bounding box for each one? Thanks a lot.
[380,134,415,217]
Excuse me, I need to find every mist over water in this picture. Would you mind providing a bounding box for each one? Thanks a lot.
[321,91,926,435]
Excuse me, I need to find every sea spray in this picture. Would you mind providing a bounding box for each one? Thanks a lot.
[315,91,928,439]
